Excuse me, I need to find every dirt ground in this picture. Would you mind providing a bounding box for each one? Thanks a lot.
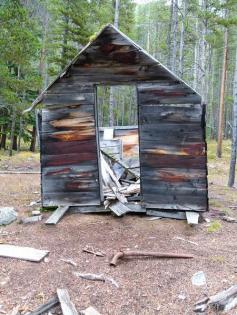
[0,142,237,315]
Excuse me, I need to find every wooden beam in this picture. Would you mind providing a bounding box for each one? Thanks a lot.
[45,206,69,225]
[0,245,49,262]
[57,288,78,315]
[28,296,59,315]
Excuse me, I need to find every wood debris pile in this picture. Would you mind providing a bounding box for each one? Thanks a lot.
[101,150,140,216]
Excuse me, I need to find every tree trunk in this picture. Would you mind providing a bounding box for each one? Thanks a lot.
[171,0,178,73]
[17,116,23,152]
[0,124,7,150]
[166,1,174,68]
[39,10,49,91]
[217,27,228,158]
[109,0,120,127]
[179,0,187,77]
[228,46,237,187]
[9,109,16,156]
[30,125,36,152]
[114,0,120,28]
[13,135,18,151]
[193,19,200,91]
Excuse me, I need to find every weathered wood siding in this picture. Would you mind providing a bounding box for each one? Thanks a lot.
[137,83,208,211]
[37,25,208,211]
[40,85,101,206]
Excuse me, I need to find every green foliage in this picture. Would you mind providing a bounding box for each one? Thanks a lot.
[207,220,222,233]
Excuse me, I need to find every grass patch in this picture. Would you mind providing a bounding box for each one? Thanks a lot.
[207,140,231,162]
[211,255,225,263]
[40,206,57,212]
[207,220,222,233]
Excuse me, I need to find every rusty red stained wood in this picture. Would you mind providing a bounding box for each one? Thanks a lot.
[42,140,97,155]
[65,181,97,190]
[49,129,96,142]
[142,154,206,169]
[142,143,206,157]
[42,152,97,167]
[158,170,205,183]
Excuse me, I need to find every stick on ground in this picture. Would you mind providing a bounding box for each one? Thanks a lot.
[110,250,193,266]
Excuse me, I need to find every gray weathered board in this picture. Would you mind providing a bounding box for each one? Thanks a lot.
[57,289,78,315]
[45,206,69,225]
[109,200,130,216]
[32,24,208,213]
[0,245,49,262]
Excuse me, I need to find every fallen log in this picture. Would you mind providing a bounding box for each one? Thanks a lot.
[110,250,193,266]
[194,285,237,313]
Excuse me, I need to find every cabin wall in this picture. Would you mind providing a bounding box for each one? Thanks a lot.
[137,83,208,211]
[40,85,102,207]
[38,25,208,211]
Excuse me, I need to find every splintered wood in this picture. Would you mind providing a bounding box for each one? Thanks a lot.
[100,150,140,216]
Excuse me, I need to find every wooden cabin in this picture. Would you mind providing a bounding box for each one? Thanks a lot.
[29,24,208,216]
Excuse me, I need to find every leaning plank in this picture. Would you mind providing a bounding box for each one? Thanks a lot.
[45,206,69,225]
[109,200,130,217]
[0,244,49,262]
[28,295,59,315]
[101,149,139,179]
[57,288,78,315]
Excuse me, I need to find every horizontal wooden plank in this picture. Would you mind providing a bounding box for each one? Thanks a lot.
[42,178,99,193]
[100,139,121,148]
[137,83,201,102]
[138,87,200,104]
[41,140,97,155]
[42,93,95,106]
[142,176,206,189]
[142,194,207,210]
[42,106,95,122]
[142,184,207,196]
[139,104,202,124]
[47,83,94,94]
[141,167,207,182]
[69,65,170,83]
[141,153,206,169]
[41,152,97,167]
[43,191,101,207]
[140,143,206,157]
[41,129,96,142]
[140,125,204,144]
[41,115,95,134]
[42,164,99,178]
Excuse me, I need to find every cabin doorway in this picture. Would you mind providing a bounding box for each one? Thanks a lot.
[96,85,141,209]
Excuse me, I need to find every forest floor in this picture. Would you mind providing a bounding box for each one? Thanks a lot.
[0,141,237,315]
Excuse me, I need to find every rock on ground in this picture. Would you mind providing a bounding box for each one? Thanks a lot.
[0,207,17,225]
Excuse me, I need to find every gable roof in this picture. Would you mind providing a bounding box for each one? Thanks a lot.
[24,24,201,113]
